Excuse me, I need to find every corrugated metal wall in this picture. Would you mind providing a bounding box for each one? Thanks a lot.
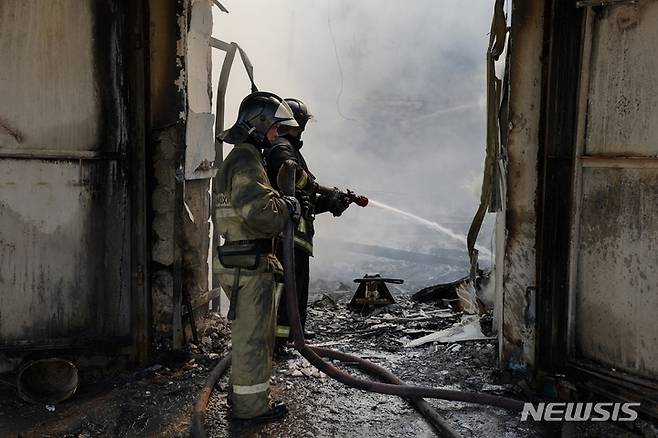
[0,1,131,347]
[570,0,658,381]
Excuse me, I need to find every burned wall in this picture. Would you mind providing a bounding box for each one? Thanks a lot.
[497,0,545,370]
[571,1,658,381]
[182,0,213,323]
[148,0,212,349]
[0,0,131,347]
[149,0,187,347]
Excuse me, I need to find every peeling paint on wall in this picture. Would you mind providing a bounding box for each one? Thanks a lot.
[182,0,213,321]
[185,111,215,178]
[185,0,216,180]
[149,0,212,348]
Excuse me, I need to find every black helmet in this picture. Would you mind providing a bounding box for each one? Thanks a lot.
[219,92,298,145]
[284,98,312,131]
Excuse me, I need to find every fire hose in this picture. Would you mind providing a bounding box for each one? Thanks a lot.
[191,161,524,437]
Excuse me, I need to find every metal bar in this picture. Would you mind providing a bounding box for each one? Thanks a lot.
[581,155,658,168]
[173,150,185,349]
[211,0,228,13]
[0,336,132,352]
[569,359,658,392]
[579,379,658,419]
[576,0,637,8]
[214,43,236,174]
[210,42,237,313]
[183,285,199,344]
[0,148,125,160]
[236,44,257,92]
[209,36,231,52]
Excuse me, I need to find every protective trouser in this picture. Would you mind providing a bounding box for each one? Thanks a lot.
[217,256,278,419]
[275,249,310,341]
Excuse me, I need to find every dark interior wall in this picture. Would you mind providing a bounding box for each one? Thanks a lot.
[0,0,205,359]
[148,1,186,129]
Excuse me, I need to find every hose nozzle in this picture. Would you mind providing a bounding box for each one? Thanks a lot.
[345,189,368,207]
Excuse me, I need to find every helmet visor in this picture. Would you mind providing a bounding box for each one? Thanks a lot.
[273,101,299,127]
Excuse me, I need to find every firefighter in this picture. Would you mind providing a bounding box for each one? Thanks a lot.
[214,91,301,423]
[264,98,351,353]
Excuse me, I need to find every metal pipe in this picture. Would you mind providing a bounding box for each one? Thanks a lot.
[0,148,125,160]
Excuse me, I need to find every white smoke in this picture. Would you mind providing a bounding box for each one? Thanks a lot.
[211,1,496,291]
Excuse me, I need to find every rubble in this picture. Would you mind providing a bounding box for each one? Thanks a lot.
[411,271,492,316]
[283,358,328,379]
[405,315,495,348]
[412,275,466,303]
[204,287,639,437]
[202,288,546,437]
[0,291,642,437]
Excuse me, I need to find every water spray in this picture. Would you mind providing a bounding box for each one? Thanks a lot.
[367,199,492,258]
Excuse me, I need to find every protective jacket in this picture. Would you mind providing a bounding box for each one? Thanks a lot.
[265,136,337,341]
[215,142,290,242]
[213,141,290,419]
[265,136,333,255]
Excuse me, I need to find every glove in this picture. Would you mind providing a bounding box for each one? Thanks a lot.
[328,190,351,217]
[297,191,315,218]
[283,195,301,223]
[277,160,298,194]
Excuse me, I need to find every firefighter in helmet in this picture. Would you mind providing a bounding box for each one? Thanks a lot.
[214,91,301,423]
[264,98,351,353]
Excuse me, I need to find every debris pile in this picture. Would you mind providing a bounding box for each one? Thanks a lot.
[187,312,232,358]
[204,285,539,438]
[308,291,466,352]
[0,312,232,437]
[283,358,328,379]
